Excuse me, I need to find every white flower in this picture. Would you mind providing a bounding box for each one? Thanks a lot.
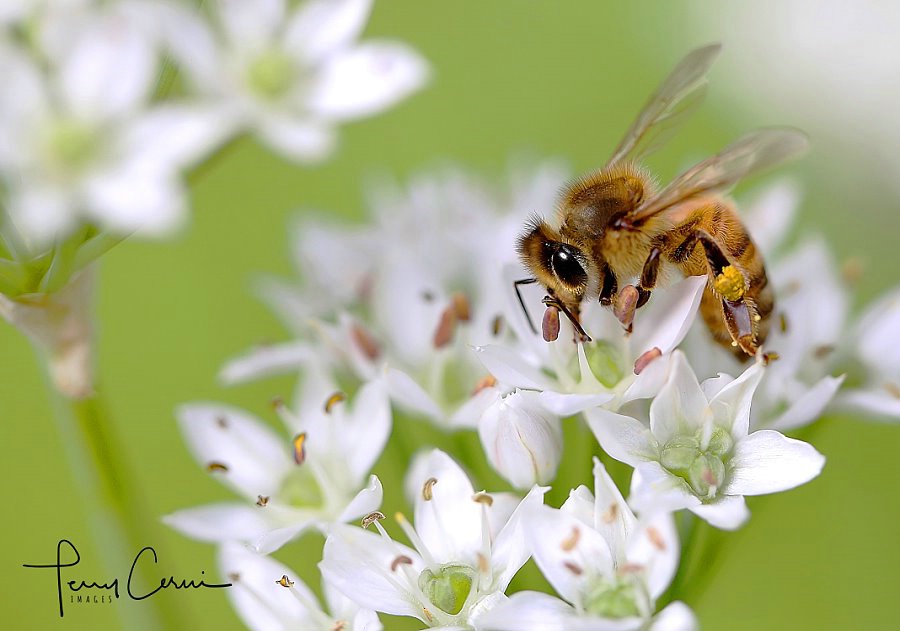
[319,449,546,629]
[836,285,900,421]
[0,13,226,245]
[150,0,428,162]
[588,351,825,530]
[164,369,391,553]
[479,458,695,631]
[219,542,382,631]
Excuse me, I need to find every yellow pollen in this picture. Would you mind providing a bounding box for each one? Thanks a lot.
[292,432,307,465]
[324,391,346,413]
[714,265,745,301]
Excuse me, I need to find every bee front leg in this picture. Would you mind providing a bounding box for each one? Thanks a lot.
[695,231,758,356]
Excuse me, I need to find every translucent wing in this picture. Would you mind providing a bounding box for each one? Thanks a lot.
[630,128,809,222]
[605,43,722,169]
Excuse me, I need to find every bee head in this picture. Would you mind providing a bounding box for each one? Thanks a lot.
[517,217,592,306]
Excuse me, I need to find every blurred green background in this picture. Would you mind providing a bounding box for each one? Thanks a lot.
[2,1,899,629]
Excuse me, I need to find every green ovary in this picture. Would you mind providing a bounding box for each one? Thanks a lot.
[660,427,733,498]
[573,340,624,388]
[46,119,98,170]
[247,50,296,100]
[418,564,475,616]
[584,577,641,618]
[278,466,324,508]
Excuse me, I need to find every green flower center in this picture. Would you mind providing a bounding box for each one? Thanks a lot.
[418,564,475,615]
[584,577,640,618]
[569,340,624,388]
[46,119,98,171]
[660,427,733,498]
[278,465,324,508]
[247,49,296,100]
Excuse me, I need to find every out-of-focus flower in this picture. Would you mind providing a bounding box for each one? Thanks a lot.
[320,449,545,629]
[588,352,825,530]
[149,0,428,162]
[219,542,382,631]
[164,370,391,553]
[480,459,695,631]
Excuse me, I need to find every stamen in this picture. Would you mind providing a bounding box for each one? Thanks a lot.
[324,391,346,414]
[391,555,414,572]
[351,324,381,361]
[275,575,294,588]
[270,396,285,411]
[422,477,438,501]
[228,572,240,582]
[563,561,583,575]
[452,292,471,322]
[433,304,458,348]
[472,492,494,507]
[779,313,788,333]
[395,512,437,567]
[633,347,661,375]
[471,374,497,396]
[561,526,581,552]
[215,415,228,429]
[646,526,666,551]
[813,345,834,360]
[206,462,228,473]
[762,351,780,365]
[422,608,435,624]
[292,433,307,465]
[256,495,270,507]
[361,511,386,529]
[884,383,900,399]
[491,315,504,336]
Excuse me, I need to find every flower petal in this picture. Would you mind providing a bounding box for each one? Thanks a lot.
[218,0,285,47]
[538,390,615,416]
[649,351,709,441]
[219,341,313,385]
[591,458,636,563]
[474,591,579,631]
[650,601,699,631]
[766,374,844,431]
[628,462,699,515]
[631,276,706,354]
[474,344,556,391]
[585,408,655,468]
[688,495,750,530]
[284,0,373,64]
[255,116,337,163]
[835,387,900,422]
[162,503,273,543]
[709,359,764,439]
[626,512,679,599]
[491,485,548,591]
[337,475,384,523]
[725,430,825,496]
[384,367,443,421]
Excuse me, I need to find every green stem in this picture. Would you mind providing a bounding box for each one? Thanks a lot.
[47,382,183,630]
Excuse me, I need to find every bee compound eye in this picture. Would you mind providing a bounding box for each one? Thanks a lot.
[551,247,587,287]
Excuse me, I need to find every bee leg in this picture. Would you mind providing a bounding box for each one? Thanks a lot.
[695,231,758,356]
[612,248,660,333]
[637,247,662,308]
[599,266,618,306]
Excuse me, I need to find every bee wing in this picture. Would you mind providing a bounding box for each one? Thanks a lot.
[605,43,721,169]
[629,128,809,223]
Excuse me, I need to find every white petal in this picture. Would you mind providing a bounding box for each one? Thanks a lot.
[621,351,673,404]
[834,388,900,422]
[626,512,679,599]
[474,344,556,391]
[342,380,393,480]
[162,503,273,543]
[628,462,699,515]
[284,0,373,63]
[650,601,699,631]
[591,458,636,563]
[384,367,443,421]
[219,341,313,385]
[478,391,563,489]
[176,403,292,499]
[252,521,315,554]
[538,390,615,416]
[149,2,221,91]
[337,475,384,523]
[319,524,424,619]
[649,351,709,441]
[766,374,844,431]
[308,42,429,121]
[474,592,578,631]
[255,116,336,163]
[60,14,156,118]
[725,430,825,496]
[709,359,764,439]
[6,185,75,247]
[218,0,285,47]
[491,485,548,591]
[83,168,186,236]
[450,385,500,429]
[631,276,706,354]
[743,180,800,256]
[218,543,317,630]
[411,450,481,562]
[585,407,655,468]
[688,495,750,530]
[854,285,900,376]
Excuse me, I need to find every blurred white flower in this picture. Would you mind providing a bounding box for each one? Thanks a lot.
[480,459,695,631]
[320,449,546,629]
[219,543,382,631]
[164,369,391,553]
[589,351,825,530]
[149,0,428,162]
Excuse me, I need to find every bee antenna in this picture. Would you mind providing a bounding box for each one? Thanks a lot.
[513,278,539,334]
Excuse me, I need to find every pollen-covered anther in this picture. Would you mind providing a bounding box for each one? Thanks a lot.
[433,304,458,348]
[714,265,745,301]
[472,492,494,506]
[215,415,228,429]
[270,396,285,411]
[813,345,835,360]
[762,351,780,366]
[471,374,497,396]
[206,461,229,473]
[491,314,504,336]
[256,495,270,507]
[324,391,346,414]
[452,292,471,322]
[351,324,381,361]
[477,552,489,574]
[422,477,438,501]
[422,608,435,623]
[275,574,294,588]
[331,621,347,631]
[390,555,413,572]
[292,432,307,465]
[601,502,619,524]
[228,572,240,582]
[779,313,789,332]
[563,561,583,575]
[634,346,662,375]
[618,563,644,576]
[884,382,900,399]
[361,511,386,529]
[560,526,581,552]
[646,526,666,551]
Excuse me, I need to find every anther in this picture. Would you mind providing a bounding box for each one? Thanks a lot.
[275,575,294,588]
[331,621,347,631]
[351,324,381,361]
[560,526,580,552]
[762,351,780,366]
[813,345,835,360]
[646,526,666,551]
[491,315,504,336]
[324,391,346,414]
[471,374,497,396]
[618,563,644,575]
[842,258,864,284]
[472,492,494,507]
[884,383,900,399]
[206,462,229,473]
[563,561,583,575]
[433,304,458,348]
[270,396,285,411]
[256,495,270,507]
[452,292,472,322]
[634,347,662,375]
[423,608,435,623]
[215,415,228,429]
[601,503,619,524]
[292,432,307,465]
[779,313,788,333]
[390,555,413,572]
[228,572,240,582]
[422,477,438,501]
[361,511,386,529]
[477,552,490,574]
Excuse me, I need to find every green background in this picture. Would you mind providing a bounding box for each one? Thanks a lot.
[2,2,899,629]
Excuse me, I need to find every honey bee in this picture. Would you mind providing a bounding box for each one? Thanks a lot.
[517,44,807,357]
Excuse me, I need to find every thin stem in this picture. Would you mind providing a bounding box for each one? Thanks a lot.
[47,381,184,630]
